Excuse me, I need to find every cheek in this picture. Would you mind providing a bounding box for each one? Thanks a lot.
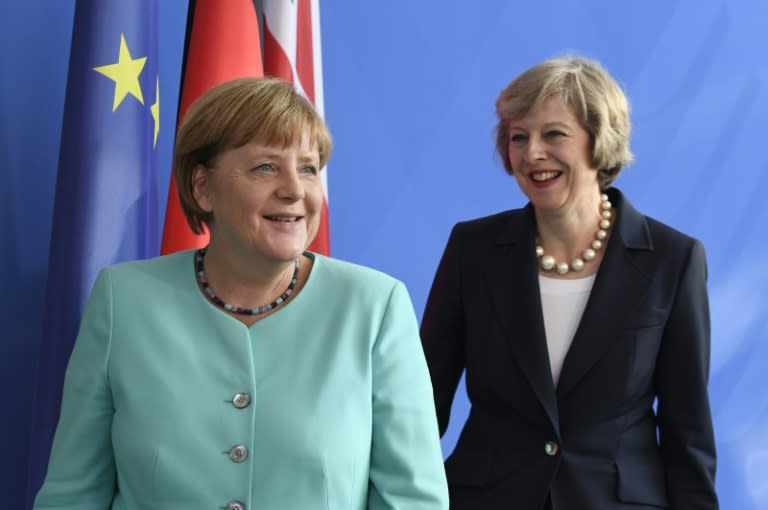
[306,183,325,211]
[229,194,255,216]
[507,147,527,174]
[507,146,519,165]
[512,170,527,188]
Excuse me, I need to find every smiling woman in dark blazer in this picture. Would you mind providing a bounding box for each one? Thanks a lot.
[421,56,718,510]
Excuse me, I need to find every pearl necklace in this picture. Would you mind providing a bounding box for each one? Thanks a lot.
[195,248,299,316]
[535,193,613,275]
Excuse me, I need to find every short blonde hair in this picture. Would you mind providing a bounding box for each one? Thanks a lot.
[495,56,633,189]
[173,77,333,234]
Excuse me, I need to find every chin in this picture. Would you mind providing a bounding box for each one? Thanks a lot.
[530,196,558,209]
[255,243,305,263]
[277,246,306,261]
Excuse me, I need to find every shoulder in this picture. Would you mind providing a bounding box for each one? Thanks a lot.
[611,187,702,252]
[439,207,532,262]
[452,207,528,237]
[644,217,707,278]
[98,250,194,290]
[644,216,701,251]
[308,253,414,311]
[610,188,706,273]
[310,253,400,292]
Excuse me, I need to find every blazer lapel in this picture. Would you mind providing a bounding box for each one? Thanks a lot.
[556,188,654,398]
[486,204,559,430]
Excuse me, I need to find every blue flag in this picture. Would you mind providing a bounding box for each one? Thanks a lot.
[26,0,159,504]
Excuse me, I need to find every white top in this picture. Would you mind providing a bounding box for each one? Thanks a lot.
[539,274,596,386]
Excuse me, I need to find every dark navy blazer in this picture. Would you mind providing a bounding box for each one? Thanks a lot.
[421,188,718,510]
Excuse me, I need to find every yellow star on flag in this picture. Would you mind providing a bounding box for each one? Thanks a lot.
[93,33,146,111]
[150,77,160,147]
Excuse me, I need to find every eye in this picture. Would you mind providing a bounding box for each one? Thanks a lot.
[509,133,528,143]
[545,130,567,138]
[252,162,275,173]
[300,165,318,176]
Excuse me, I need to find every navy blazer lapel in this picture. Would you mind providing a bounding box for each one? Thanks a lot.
[487,204,559,429]
[556,188,654,399]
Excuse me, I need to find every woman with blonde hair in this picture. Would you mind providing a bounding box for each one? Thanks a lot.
[422,56,717,509]
[35,77,448,510]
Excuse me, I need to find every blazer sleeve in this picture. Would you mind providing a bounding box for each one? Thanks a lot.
[33,269,116,509]
[367,281,449,510]
[420,225,466,435]
[655,239,719,509]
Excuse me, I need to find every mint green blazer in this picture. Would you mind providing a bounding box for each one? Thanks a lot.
[34,251,448,510]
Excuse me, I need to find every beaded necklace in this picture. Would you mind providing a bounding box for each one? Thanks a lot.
[535,193,613,275]
[195,248,299,316]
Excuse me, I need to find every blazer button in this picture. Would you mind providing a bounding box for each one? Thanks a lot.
[227,500,246,510]
[229,444,248,463]
[232,393,251,409]
[544,441,559,456]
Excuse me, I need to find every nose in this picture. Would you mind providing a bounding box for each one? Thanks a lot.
[525,135,546,163]
[276,167,305,201]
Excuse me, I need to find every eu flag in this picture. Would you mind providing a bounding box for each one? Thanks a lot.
[26,0,159,504]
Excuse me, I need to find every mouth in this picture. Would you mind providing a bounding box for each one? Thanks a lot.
[264,215,303,223]
[529,170,562,183]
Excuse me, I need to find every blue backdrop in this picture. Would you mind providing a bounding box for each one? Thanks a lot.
[2,1,766,508]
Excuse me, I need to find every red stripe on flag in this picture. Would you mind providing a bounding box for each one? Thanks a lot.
[161,0,263,255]
[263,18,294,83]
[263,0,329,255]
[295,0,315,103]
[310,199,330,255]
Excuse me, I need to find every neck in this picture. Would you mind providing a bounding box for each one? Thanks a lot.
[535,193,602,257]
[203,242,299,308]
[534,191,614,277]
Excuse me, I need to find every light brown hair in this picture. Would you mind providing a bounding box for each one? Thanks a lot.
[174,77,333,234]
[495,56,633,189]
